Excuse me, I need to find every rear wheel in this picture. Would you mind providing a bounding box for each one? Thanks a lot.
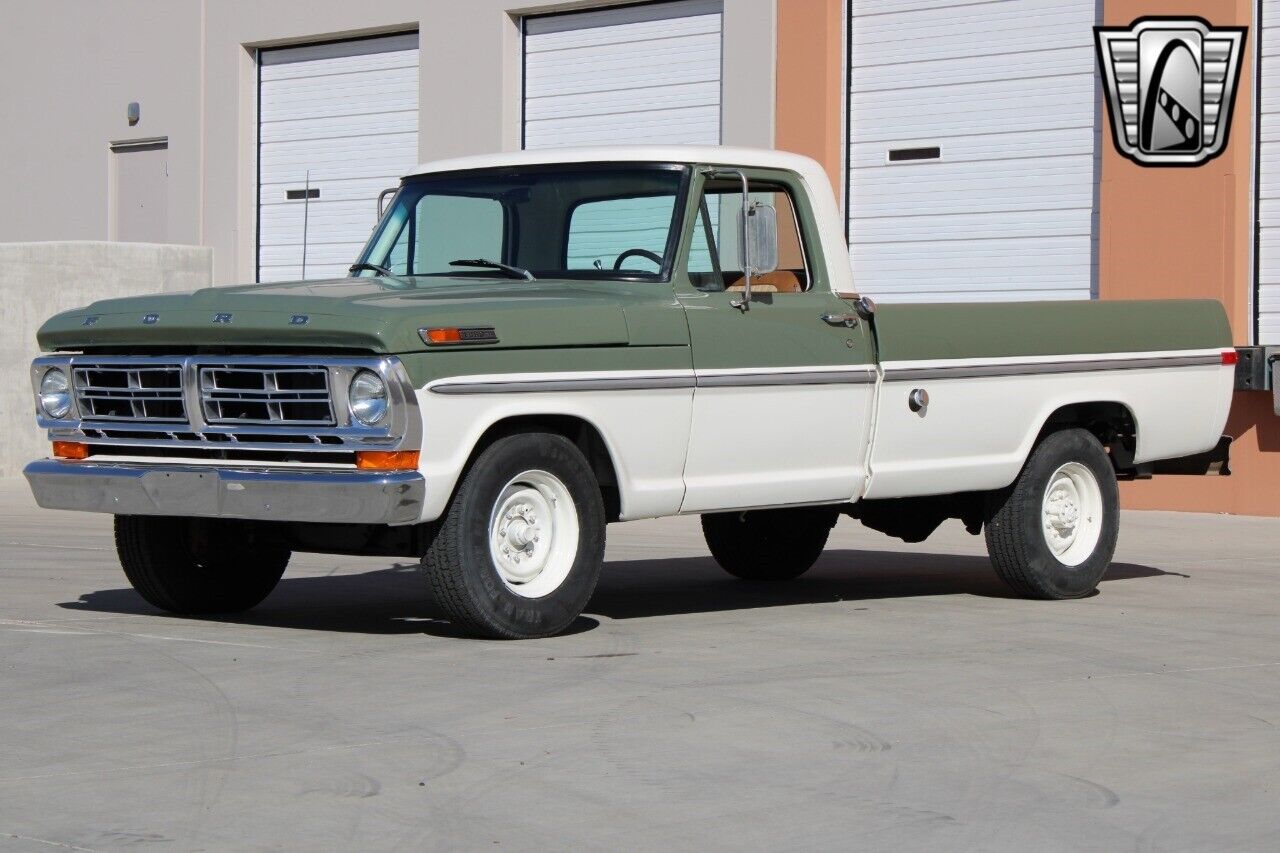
[984,428,1119,599]
[701,507,837,581]
[421,433,606,639]
[114,516,290,614]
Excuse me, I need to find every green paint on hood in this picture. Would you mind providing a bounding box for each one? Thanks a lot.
[36,275,665,353]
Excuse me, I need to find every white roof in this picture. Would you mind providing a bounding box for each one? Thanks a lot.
[407,145,822,178]
[403,145,856,295]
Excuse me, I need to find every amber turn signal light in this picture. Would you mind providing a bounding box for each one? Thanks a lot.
[419,326,498,346]
[354,450,420,471]
[423,327,463,345]
[52,441,91,460]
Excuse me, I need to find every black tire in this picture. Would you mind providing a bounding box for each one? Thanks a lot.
[984,428,1120,600]
[114,516,290,614]
[701,507,837,581]
[421,433,606,639]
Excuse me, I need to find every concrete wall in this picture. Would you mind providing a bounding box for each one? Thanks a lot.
[1,242,213,478]
[0,2,204,248]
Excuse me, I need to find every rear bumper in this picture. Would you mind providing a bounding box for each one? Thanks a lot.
[23,459,425,525]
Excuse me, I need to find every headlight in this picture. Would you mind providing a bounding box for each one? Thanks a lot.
[38,368,72,420]
[348,370,388,426]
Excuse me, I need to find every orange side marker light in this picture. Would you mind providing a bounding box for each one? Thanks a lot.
[52,441,91,460]
[423,328,462,345]
[355,450,420,471]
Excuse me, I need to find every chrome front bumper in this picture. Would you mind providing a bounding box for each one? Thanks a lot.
[24,460,425,525]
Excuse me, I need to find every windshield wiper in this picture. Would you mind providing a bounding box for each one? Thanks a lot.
[449,258,535,281]
[349,262,393,276]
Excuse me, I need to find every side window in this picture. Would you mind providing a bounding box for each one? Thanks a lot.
[413,195,504,274]
[566,194,677,274]
[686,185,809,293]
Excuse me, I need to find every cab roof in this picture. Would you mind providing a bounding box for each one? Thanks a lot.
[407,145,825,179]
[403,145,856,296]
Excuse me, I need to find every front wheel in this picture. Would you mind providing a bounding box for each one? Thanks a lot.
[421,433,606,639]
[114,516,290,614]
[702,507,837,581]
[984,428,1119,599]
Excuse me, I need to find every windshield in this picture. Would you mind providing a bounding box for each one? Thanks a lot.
[353,165,689,281]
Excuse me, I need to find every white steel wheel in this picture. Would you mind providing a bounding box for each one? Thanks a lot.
[1041,461,1103,567]
[488,469,579,598]
[422,432,606,639]
[986,428,1119,600]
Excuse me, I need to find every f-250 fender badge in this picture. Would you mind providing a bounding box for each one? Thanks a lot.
[142,313,160,325]
[289,314,309,326]
[81,316,99,327]
[1095,17,1246,167]
[212,313,233,324]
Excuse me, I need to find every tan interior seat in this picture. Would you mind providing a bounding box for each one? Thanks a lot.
[724,270,804,293]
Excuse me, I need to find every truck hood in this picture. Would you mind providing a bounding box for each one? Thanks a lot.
[37,275,642,353]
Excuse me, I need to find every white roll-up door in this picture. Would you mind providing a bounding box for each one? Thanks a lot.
[522,0,722,149]
[257,33,419,282]
[1258,2,1280,342]
[847,0,1099,302]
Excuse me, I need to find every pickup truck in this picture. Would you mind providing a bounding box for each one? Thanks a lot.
[25,146,1236,639]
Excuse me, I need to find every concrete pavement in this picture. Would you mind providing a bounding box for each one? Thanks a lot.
[1,478,1278,851]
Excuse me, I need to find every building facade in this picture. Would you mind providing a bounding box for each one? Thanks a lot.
[1,0,1276,514]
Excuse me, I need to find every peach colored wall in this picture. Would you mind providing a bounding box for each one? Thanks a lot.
[1100,0,1280,517]
[774,0,845,195]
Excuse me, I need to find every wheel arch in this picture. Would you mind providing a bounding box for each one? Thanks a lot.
[459,413,625,522]
[1031,399,1140,472]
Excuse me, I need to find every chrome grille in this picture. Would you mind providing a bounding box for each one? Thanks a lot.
[199,365,334,426]
[36,354,416,455]
[73,364,186,422]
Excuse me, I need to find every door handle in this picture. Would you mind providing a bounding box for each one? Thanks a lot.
[821,312,859,328]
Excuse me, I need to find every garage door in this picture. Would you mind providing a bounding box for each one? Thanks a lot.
[1259,2,1280,342]
[258,33,419,282]
[847,0,1099,302]
[522,0,722,149]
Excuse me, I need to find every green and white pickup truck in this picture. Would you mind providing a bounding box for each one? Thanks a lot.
[26,146,1236,638]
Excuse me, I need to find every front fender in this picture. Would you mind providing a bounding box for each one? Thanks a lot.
[412,378,693,523]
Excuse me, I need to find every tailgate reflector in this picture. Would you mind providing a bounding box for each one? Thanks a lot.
[52,441,91,460]
[355,450,420,471]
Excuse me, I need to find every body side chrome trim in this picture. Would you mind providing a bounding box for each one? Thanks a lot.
[431,376,697,395]
[696,369,876,388]
[428,366,877,395]
[882,353,1223,382]
[427,350,1223,395]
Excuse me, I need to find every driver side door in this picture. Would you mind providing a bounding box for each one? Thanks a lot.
[676,169,877,513]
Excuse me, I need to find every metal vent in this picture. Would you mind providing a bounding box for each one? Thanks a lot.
[199,365,334,426]
[73,364,186,421]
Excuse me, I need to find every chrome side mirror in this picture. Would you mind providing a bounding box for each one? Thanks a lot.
[731,200,777,310]
[743,201,778,276]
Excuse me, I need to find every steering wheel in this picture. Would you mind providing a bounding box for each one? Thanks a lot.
[612,248,664,271]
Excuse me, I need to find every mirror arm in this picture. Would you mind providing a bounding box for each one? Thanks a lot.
[701,168,753,311]
[377,187,398,221]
